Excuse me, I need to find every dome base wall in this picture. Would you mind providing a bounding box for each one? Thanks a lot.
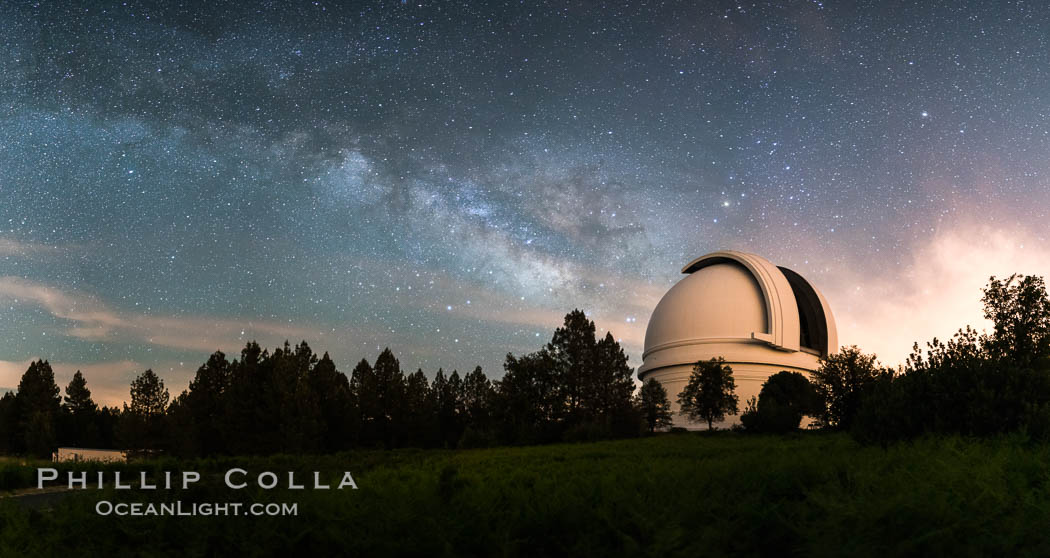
[644,355,820,430]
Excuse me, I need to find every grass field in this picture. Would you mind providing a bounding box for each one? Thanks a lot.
[3,432,1050,556]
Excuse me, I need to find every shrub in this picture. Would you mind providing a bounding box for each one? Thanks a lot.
[742,372,819,434]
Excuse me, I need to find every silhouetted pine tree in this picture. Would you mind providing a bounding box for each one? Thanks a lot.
[0,392,17,453]
[594,332,640,436]
[308,352,353,452]
[96,406,121,449]
[347,357,373,447]
[273,341,322,453]
[358,348,405,447]
[15,360,61,457]
[120,369,169,452]
[432,369,465,447]
[462,366,493,426]
[165,391,197,457]
[182,351,232,455]
[224,341,273,455]
[547,309,596,425]
[460,366,496,447]
[495,350,560,444]
[63,371,95,415]
[402,368,433,447]
[61,370,100,447]
[512,310,642,440]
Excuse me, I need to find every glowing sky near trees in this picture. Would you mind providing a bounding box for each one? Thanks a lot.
[2,2,1049,404]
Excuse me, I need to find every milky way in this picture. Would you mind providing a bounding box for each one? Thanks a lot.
[3,2,1050,403]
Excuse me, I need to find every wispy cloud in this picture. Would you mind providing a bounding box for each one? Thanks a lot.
[0,276,334,354]
[0,238,62,257]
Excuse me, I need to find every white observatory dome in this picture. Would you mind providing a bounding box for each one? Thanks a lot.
[638,250,837,429]
[644,261,768,354]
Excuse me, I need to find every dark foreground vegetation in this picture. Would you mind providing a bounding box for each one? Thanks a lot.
[851,274,1050,442]
[742,274,1050,443]
[5,432,1050,556]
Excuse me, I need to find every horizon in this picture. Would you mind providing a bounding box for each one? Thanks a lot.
[3,2,1050,406]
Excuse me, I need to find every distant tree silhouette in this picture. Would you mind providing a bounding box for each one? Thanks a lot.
[677,358,739,430]
[223,341,273,455]
[461,366,493,425]
[355,348,405,447]
[182,351,232,455]
[459,366,496,446]
[63,371,96,415]
[95,406,121,449]
[165,391,196,457]
[129,369,170,416]
[61,370,100,447]
[496,350,560,444]
[273,341,323,453]
[121,369,170,452]
[637,378,673,433]
[15,360,61,457]
[308,352,353,452]
[402,368,433,447]
[508,309,637,440]
[594,332,640,436]
[347,358,373,446]
[447,370,465,439]
[163,341,356,456]
[490,310,640,443]
[432,369,465,448]
[982,274,1050,366]
[0,392,17,453]
[546,309,595,425]
[811,346,885,430]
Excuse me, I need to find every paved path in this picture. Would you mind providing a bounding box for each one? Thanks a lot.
[0,486,75,510]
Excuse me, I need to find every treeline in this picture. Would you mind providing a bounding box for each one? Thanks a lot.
[851,274,1050,442]
[737,273,1050,442]
[6,274,1047,457]
[0,310,644,458]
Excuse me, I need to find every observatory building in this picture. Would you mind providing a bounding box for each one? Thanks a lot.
[638,250,837,429]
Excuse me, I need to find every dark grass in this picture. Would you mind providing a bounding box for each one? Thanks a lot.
[3,432,1050,556]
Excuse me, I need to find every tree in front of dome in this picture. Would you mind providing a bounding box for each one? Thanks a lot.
[636,378,674,433]
[677,358,739,430]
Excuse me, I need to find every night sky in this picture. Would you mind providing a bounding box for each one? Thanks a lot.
[3,1,1050,404]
